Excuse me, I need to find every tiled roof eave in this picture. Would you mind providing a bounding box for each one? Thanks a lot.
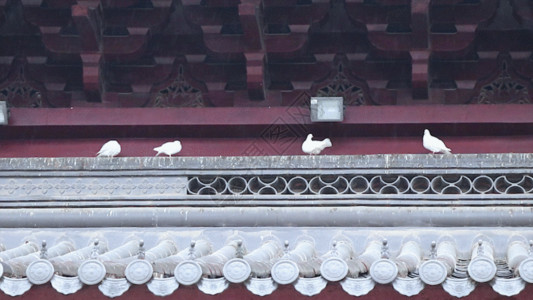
[0,227,529,298]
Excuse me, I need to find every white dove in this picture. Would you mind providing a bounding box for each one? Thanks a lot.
[97,140,121,157]
[302,134,332,155]
[154,141,182,157]
[423,129,451,154]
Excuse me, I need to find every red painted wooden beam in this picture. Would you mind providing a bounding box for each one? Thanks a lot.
[6,105,533,126]
[3,105,533,141]
[0,105,532,157]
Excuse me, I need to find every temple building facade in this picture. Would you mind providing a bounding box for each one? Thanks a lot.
[1,0,533,299]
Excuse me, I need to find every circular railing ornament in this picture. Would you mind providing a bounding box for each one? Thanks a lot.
[271,259,299,285]
[370,259,398,284]
[78,259,106,285]
[320,257,348,282]
[419,260,448,285]
[26,259,54,285]
[188,173,533,197]
[125,259,153,285]
[223,258,251,283]
[175,260,202,285]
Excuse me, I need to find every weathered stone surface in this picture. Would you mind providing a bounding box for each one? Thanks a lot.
[1,154,532,172]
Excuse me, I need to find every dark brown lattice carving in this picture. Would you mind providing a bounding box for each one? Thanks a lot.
[475,61,531,104]
[315,64,365,106]
[0,67,43,108]
[152,65,205,108]
[311,57,372,105]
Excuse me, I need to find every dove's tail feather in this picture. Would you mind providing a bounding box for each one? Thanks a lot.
[323,138,332,147]
[154,147,161,156]
[443,148,452,154]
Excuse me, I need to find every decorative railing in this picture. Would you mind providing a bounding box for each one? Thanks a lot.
[187,173,533,196]
[1,154,533,208]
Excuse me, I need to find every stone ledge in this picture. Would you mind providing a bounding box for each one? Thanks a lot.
[0,153,532,171]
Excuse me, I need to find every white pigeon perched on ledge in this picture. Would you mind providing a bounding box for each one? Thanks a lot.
[302,134,332,155]
[423,129,451,154]
[97,140,121,157]
[154,141,182,157]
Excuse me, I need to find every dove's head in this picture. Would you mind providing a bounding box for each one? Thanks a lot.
[173,141,181,144]
[424,129,430,135]
[307,134,313,139]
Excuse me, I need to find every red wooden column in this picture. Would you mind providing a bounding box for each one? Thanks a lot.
[410,0,430,100]
[239,0,265,100]
[72,1,102,102]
